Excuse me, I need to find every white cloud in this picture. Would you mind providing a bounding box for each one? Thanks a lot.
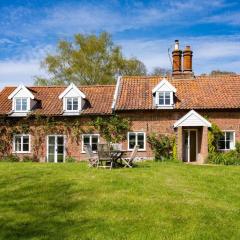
[119,35,240,74]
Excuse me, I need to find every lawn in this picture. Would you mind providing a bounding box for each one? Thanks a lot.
[0,162,239,240]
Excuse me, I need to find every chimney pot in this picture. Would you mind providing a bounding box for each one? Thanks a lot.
[174,40,179,50]
[172,40,182,75]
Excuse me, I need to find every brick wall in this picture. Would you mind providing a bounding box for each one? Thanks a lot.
[2,110,240,162]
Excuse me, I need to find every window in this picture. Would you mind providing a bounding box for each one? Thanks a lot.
[128,132,145,151]
[66,97,79,111]
[13,135,30,153]
[158,92,171,106]
[15,98,28,111]
[218,131,235,150]
[82,134,99,152]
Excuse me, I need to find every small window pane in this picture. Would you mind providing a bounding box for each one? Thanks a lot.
[23,143,29,152]
[57,137,64,145]
[92,135,99,144]
[15,99,22,111]
[165,98,170,105]
[22,98,27,111]
[92,143,98,151]
[83,136,90,145]
[137,133,145,149]
[15,136,21,151]
[72,98,78,110]
[218,141,225,150]
[225,141,230,150]
[129,133,136,149]
[49,136,55,145]
[159,97,164,105]
[67,98,72,111]
[165,92,170,98]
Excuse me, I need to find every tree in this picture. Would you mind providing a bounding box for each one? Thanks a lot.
[35,32,147,86]
[200,70,237,77]
[150,67,171,77]
[210,70,236,76]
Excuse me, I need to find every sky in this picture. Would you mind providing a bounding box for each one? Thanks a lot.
[0,0,240,87]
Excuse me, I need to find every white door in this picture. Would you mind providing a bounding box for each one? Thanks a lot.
[47,135,65,163]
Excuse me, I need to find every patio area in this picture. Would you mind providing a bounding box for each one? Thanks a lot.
[84,144,139,169]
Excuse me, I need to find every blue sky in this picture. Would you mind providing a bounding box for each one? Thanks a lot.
[0,0,240,87]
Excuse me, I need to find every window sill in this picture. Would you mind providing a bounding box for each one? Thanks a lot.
[12,151,31,154]
[217,149,235,152]
[127,149,146,152]
[81,151,97,154]
[155,105,174,109]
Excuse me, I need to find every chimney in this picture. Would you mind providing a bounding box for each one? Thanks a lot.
[172,40,182,75]
[183,45,193,75]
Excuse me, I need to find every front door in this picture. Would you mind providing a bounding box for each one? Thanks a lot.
[183,130,197,162]
[47,135,65,163]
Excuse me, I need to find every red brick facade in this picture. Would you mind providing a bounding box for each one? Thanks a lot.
[2,110,239,162]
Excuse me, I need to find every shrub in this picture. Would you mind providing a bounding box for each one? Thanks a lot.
[208,123,223,153]
[65,156,77,163]
[22,156,38,162]
[1,154,20,162]
[207,151,240,165]
[147,133,175,161]
[235,141,240,154]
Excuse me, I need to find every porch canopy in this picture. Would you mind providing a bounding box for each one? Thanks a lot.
[174,110,211,128]
[174,110,211,163]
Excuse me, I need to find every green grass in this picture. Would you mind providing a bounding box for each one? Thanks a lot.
[0,162,239,240]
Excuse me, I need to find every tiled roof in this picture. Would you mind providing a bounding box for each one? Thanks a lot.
[0,85,115,116]
[115,75,240,110]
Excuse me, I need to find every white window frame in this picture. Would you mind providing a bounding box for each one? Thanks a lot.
[217,130,235,151]
[13,134,31,153]
[46,135,66,163]
[127,132,146,151]
[82,134,100,153]
[156,91,173,107]
[64,97,81,112]
[13,97,30,112]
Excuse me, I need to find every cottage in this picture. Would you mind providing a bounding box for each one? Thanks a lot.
[0,40,239,163]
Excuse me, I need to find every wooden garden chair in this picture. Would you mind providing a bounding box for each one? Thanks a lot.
[84,145,98,167]
[122,145,139,168]
[97,144,113,169]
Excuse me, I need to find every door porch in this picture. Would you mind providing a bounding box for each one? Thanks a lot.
[174,110,211,163]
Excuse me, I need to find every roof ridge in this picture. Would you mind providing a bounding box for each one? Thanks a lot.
[3,84,116,88]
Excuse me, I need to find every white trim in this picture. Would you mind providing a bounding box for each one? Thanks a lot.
[8,85,34,100]
[183,129,198,162]
[111,76,121,110]
[64,97,81,112]
[13,97,30,112]
[174,110,212,128]
[59,83,86,99]
[82,134,100,153]
[13,134,31,153]
[127,132,146,151]
[152,78,176,93]
[155,91,174,108]
[46,135,66,163]
[217,130,235,151]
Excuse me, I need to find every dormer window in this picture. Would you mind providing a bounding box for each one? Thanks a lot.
[59,83,86,115]
[15,97,28,111]
[158,92,171,106]
[66,97,79,111]
[152,78,176,109]
[8,85,35,116]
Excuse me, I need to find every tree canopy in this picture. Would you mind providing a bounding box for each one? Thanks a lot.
[35,32,147,86]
